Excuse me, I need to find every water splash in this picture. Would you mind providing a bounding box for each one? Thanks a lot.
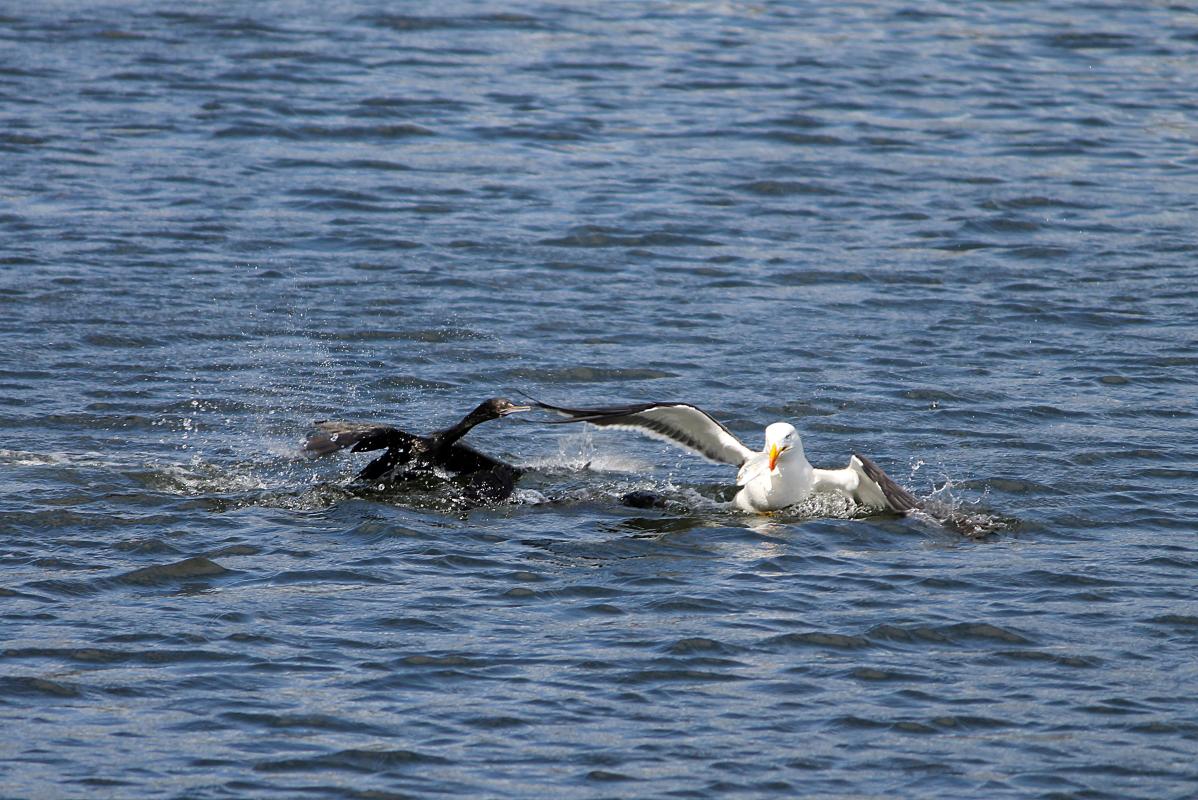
[918,478,1013,538]
[525,429,657,474]
[34,439,1015,537]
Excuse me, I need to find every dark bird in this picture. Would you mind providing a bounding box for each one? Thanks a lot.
[305,397,531,502]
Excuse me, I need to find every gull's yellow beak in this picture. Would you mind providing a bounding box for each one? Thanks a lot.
[768,443,781,471]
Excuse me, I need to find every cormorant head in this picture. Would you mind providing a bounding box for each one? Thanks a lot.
[482,397,532,418]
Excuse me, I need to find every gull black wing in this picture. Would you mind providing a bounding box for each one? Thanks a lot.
[533,400,755,467]
[812,454,921,513]
[851,454,922,512]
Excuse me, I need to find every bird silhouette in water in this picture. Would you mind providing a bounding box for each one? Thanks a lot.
[304,397,531,503]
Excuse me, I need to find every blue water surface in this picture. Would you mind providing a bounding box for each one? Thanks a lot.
[2,2,1197,798]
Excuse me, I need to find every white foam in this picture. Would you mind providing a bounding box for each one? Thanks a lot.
[511,488,551,505]
[524,430,657,473]
[0,448,141,470]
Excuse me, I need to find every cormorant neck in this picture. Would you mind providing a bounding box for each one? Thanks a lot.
[433,402,495,449]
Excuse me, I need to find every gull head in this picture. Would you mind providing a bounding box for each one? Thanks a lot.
[764,422,803,471]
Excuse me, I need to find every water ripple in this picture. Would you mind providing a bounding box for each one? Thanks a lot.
[2,1,1196,798]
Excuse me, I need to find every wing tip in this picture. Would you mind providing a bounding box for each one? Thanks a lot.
[303,434,338,457]
[527,398,600,421]
[852,453,922,513]
[529,399,752,467]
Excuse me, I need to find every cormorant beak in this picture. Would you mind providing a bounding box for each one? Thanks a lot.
[500,404,532,416]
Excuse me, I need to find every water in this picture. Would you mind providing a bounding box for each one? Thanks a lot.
[3,2,1197,797]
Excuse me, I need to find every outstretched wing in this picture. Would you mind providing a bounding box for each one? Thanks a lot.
[533,400,755,467]
[303,421,418,457]
[813,454,921,513]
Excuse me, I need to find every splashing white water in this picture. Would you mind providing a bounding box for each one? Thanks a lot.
[524,429,657,474]
[917,477,1010,537]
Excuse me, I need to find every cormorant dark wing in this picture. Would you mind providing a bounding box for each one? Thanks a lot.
[305,421,521,495]
[436,442,518,476]
[304,421,421,457]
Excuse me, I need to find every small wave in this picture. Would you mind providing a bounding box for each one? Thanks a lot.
[359,12,547,33]
[868,622,1033,646]
[538,225,720,248]
[0,676,83,699]
[113,556,231,586]
[253,747,448,774]
[266,569,388,586]
[765,631,873,650]
[221,711,388,735]
[736,180,840,197]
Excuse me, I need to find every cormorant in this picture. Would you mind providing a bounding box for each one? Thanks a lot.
[305,397,531,502]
